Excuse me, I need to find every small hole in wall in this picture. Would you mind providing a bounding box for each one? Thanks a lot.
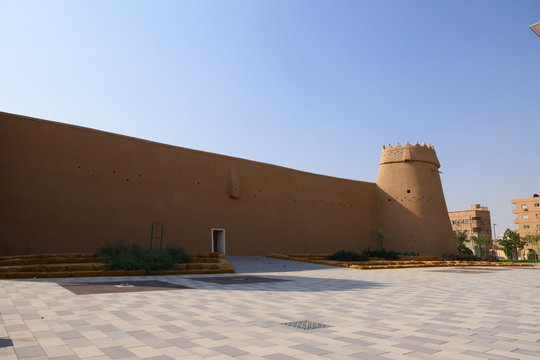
[388,199,392,202]
[407,189,411,193]
[91,174,95,177]
[113,170,116,173]
[138,174,141,177]
[126,178,129,182]
[77,166,81,168]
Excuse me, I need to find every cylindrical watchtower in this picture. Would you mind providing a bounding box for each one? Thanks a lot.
[375,142,456,255]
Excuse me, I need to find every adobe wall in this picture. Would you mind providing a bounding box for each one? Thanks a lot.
[0,112,377,256]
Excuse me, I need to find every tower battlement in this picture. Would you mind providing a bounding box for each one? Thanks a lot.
[380,142,440,167]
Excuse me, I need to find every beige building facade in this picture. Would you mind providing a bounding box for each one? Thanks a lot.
[449,204,493,255]
[512,195,540,237]
[0,112,456,256]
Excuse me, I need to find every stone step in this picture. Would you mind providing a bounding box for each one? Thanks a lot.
[0,256,100,266]
[0,262,107,273]
[0,267,235,279]
[0,252,235,279]
[267,254,534,269]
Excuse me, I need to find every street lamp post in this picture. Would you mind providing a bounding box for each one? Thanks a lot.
[492,223,497,258]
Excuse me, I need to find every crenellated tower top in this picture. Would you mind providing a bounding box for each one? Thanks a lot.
[379,141,440,167]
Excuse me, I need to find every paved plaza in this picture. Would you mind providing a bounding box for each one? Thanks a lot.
[1,257,540,360]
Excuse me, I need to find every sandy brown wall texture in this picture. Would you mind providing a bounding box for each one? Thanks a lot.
[375,144,456,255]
[0,112,377,256]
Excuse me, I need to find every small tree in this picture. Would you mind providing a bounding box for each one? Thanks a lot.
[470,235,487,257]
[498,229,527,260]
[454,230,473,255]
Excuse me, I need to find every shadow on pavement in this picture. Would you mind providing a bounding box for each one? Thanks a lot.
[227,256,337,273]
[183,273,386,292]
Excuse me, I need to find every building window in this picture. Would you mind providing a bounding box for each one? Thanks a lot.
[534,203,539,207]
[521,204,528,209]
[524,225,530,229]
[523,215,529,219]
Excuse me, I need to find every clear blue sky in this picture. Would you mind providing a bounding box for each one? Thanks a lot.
[1,0,539,235]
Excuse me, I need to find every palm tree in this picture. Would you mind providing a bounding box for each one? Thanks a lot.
[470,235,487,257]
[525,234,540,260]
[454,230,472,255]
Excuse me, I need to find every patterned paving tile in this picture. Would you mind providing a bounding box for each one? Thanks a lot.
[0,257,539,360]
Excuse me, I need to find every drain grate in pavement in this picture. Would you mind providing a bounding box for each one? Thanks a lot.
[0,338,13,348]
[281,320,330,330]
[59,280,192,295]
[188,276,289,285]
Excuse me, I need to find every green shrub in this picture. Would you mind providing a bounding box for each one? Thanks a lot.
[478,254,498,262]
[362,248,400,260]
[96,242,190,272]
[441,253,478,261]
[397,251,420,256]
[328,248,403,261]
[328,250,368,261]
[164,244,191,263]
[441,253,499,262]
[458,242,474,255]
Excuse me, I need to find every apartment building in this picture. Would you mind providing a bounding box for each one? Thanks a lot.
[449,204,493,255]
[512,194,540,237]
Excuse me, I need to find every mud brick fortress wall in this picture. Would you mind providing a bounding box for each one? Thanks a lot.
[0,112,456,256]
